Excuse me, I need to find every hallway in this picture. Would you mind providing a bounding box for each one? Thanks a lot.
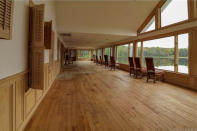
[25,61,197,131]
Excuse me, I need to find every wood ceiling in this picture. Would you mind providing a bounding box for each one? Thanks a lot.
[55,0,160,48]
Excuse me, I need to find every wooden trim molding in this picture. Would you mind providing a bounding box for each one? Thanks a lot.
[137,0,166,34]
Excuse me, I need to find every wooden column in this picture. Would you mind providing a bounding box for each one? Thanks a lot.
[128,44,130,57]
[112,46,115,57]
[174,35,179,72]
[133,41,137,57]
[115,46,117,61]
[155,8,161,30]
[101,48,104,61]
[188,0,197,19]
[189,29,197,76]
[91,49,93,61]
[140,42,144,65]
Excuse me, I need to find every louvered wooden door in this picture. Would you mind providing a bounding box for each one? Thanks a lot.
[0,0,13,39]
[44,21,52,49]
[30,4,45,90]
[49,31,54,71]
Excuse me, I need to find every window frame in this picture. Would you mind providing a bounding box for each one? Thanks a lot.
[161,0,189,28]
[137,0,192,35]
[137,31,190,75]
[116,44,129,65]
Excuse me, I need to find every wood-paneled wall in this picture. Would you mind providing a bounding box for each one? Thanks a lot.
[0,60,61,131]
[117,63,197,90]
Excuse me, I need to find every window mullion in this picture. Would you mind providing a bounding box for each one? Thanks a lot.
[174,35,179,72]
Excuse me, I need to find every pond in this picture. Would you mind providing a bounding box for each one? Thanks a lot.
[143,57,188,74]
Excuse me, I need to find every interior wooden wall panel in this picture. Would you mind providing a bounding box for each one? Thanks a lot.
[0,82,14,131]
[15,77,25,131]
[35,90,43,103]
[117,63,197,90]
[44,64,49,91]
[24,89,36,119]
[0,55,61,131]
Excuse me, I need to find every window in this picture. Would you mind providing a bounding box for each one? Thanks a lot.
[141,16,155,33]
[161,0,188,27]
[137,42,141,57]
[178,33,189,74]
[97,49,101,57]
[93,50,96,55]
[104,47,111,59]
[78,50,91,58]
[117,44,129,64]
[0,0,13,39]
[129,43,133,57]
[143,36,175,71]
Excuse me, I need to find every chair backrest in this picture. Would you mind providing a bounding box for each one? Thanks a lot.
[110,56,115,64]
[145,57,155,72]
[128,57,134,68]
[134,57,141,69]
[99,56,102,61]
[104,55,108,63]
[96,56,98,62]
[65,55,69,60]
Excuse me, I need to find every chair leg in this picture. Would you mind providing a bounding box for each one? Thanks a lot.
[136,71,138,78]
[154,75,156,83]
[147,74,149,82]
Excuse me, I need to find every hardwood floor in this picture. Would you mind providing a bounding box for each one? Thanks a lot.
[25,61,197,131]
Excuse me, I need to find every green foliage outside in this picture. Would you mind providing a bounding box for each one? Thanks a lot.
[142,47,188,67]
[117,45,128,64]
[117,46,188,68]
[104,48,111,59]
[78,50,91,58]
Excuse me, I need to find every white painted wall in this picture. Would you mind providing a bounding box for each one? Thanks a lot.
[0,1,29,79]
[0,0,58,79]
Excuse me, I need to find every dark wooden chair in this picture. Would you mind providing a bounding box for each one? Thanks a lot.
[145,57,164,83]
[134,57,146,78]
[96,56,99,65]
[99,56,102,65]
[92,55,95,63]
[128,57,135,76]
[65,55,70,65]
[104,55,109,68]
[109,56,116,70]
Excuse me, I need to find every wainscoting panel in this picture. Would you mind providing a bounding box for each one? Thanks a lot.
[0,81,14,131]
[15,77,25,130]
[0,60,61,131]
[24,89,36,119]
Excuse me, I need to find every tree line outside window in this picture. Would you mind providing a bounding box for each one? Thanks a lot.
[115,33,189,74]
[78,50,91,58]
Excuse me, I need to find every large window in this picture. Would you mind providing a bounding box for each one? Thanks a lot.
[93,50,96,55]
[141,16,155,33]
[97,49,101,57]
[117,44,129,64]
[178,33,189,74]
[143,37,175,71]
[137,42,141,57]
[104,47,111,58]
[129,43,133,57]
[161,0,188,27]
[78,50,91,58]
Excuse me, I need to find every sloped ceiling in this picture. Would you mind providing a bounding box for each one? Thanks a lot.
[55,0,160,49]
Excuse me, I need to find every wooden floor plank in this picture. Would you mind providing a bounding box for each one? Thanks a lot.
[25,61,197,131]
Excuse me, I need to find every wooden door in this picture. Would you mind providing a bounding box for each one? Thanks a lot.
[30,4,45,90]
